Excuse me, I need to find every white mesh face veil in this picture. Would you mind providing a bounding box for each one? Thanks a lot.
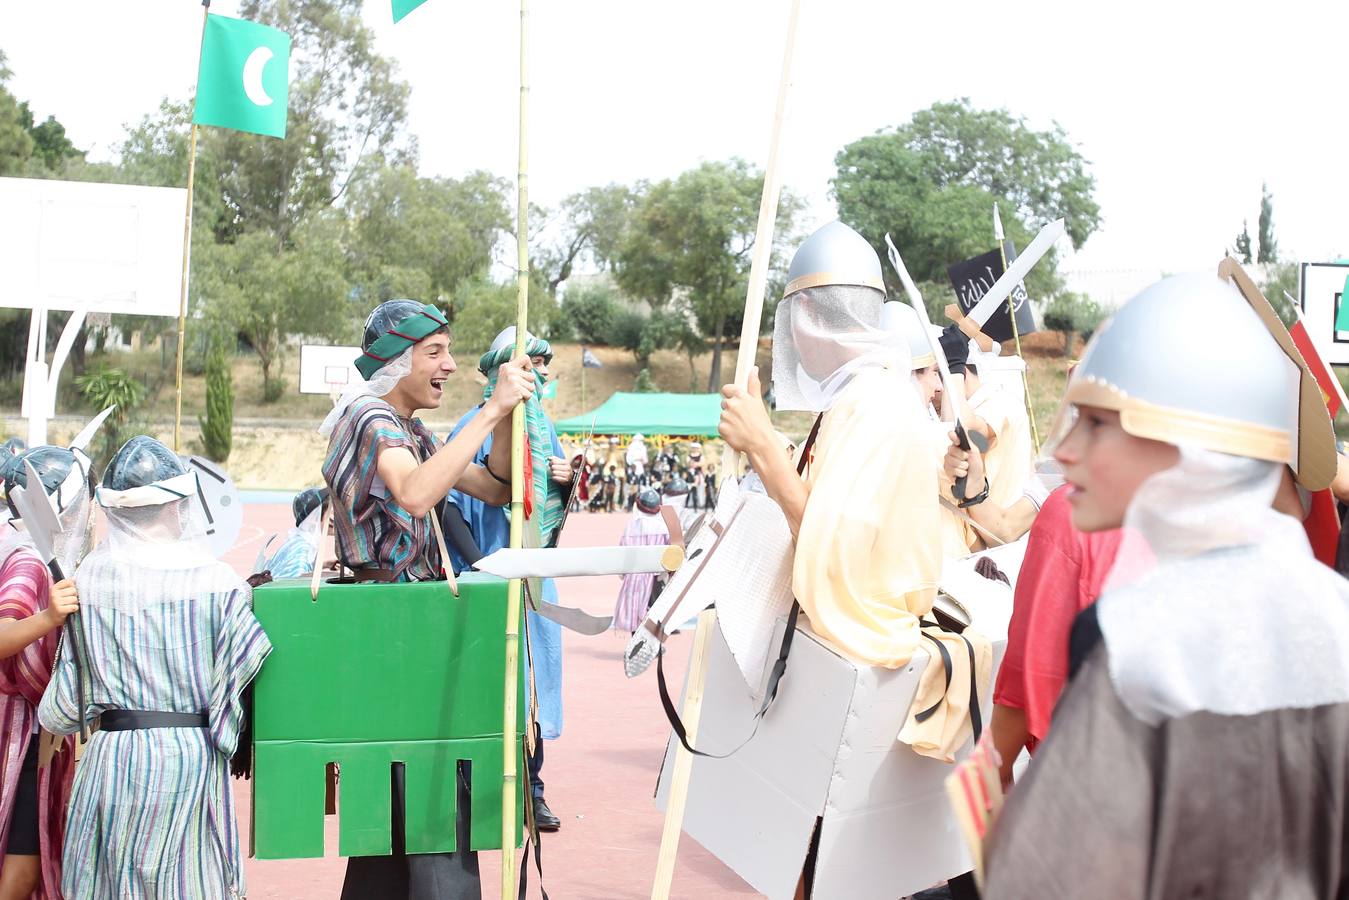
[79,495,239,617]
[771,285,910,413]
[1095,446,1349,724]
[98,490,216,575]
[319,346,414,437]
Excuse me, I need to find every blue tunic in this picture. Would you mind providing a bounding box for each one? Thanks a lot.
[448,407,564,741]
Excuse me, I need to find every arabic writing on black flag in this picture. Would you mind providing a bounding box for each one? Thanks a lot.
[946,242,1038,342]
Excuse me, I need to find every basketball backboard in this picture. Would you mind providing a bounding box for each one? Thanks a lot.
[0,176,186,317]
[299,344,362,395]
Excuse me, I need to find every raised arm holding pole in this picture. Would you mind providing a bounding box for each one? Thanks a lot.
[650,2,802,896]
[501,0,531,894]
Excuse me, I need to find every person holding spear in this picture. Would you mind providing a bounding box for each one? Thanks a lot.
[319,298,533,898]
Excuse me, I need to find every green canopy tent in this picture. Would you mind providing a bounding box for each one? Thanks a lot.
[554,392,721,438]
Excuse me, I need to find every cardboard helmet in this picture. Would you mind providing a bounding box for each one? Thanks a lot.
[880,301,936,369]
[782,221,885,299]
[1056,266,1335,489]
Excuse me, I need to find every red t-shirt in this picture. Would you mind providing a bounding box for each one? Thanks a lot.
[992,485,1123,751]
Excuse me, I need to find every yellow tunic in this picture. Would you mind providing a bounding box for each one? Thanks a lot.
[793,367,991,761]
[793,366,942,669]
[970,379,1034,509]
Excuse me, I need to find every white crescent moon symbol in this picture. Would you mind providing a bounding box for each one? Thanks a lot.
[242,46,274,107]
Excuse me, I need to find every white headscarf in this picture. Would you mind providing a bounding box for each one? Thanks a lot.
[1096,446,1349,725]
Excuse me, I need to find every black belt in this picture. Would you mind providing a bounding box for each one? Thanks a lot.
[350,567,397,583]
[100,710,208,731]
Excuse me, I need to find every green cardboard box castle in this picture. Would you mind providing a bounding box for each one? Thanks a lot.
[250,573,525,858]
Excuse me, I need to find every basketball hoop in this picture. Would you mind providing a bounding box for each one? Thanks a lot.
[324,364,349,402]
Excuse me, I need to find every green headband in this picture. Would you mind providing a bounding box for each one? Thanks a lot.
[478,336,552,376]
[356,304,449,380]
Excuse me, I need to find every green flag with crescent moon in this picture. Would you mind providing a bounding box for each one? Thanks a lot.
[193,14,290,139]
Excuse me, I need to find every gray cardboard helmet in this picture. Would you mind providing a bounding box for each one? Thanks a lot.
[783,220,885,298]
[1061,266,1335,490]
[879,301,935,369]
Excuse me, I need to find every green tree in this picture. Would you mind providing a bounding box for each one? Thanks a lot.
[0,51,35,175]
[346,166,510,311]
[832,99,1100,300]
[633,368,657,393]
[119,100,227,234]
[1258,183,1278,264]
[617,159,801,389]
[645,307,703,389]
[199,331,234,462]
[1261,262,1299,328]
[609,307,649,364]
[532,183,641,297]
[1232,221,1254,264]
[448,278,557,358]
[561,280,622,344]
[195,215,351,400]
[1042,292,1102,357]
[18,103,83,171]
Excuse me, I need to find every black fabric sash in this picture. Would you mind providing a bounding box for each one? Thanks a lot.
[653,413,824,759]
[100,710,208,731]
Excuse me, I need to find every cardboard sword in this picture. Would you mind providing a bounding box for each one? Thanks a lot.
[885,234,989,500]
[474,543,687,635]
[962,217,1065,329]
[11,461,88,740]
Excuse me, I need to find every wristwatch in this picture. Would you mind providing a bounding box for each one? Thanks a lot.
[957,478,991,508]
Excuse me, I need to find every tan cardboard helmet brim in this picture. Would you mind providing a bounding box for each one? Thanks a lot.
[1218,257,1336,491]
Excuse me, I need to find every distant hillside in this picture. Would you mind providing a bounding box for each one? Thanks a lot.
[3,331,1084,489]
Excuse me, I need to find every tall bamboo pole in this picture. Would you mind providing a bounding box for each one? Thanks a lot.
[173,1,211,452]
[650,2,802,897]
[501,0,530,894]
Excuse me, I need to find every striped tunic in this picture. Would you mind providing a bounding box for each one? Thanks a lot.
[322,395,440,581]
[0,544,74,899]
[38,554,271,900]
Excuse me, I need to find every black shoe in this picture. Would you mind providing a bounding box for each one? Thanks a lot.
[532,797,561,832]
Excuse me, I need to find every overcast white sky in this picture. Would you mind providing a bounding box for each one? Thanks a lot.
[3,0,1347,280]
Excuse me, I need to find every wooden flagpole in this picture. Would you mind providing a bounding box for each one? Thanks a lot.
[993,202,1041,453]
[501,0,530,893]
[173,0,211,453]
[649,1,802,896]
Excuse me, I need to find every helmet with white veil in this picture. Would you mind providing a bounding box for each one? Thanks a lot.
[771,221,909,413]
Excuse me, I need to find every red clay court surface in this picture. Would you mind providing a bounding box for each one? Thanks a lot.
[225,504,759,899]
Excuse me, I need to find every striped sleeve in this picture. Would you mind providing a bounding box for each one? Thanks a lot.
[37,630,81,735]
[208,584,272,756]
[0,552,48,622]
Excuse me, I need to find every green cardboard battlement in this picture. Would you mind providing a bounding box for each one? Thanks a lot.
[250,574,525,859]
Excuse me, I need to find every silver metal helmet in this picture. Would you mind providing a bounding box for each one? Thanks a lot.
[1061,266,1335,489]
[879,301,935,369]
[783,220,885,298]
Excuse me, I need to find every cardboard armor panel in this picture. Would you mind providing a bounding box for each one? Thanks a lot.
[657,543,1017,900]
[250,573,525,859]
